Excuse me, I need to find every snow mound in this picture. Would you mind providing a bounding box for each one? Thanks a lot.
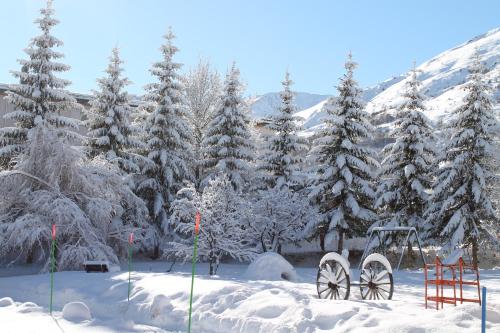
[244,252,298,281]
[17,302,42,313]
[62,301,92,322]
[0,297,14,307]
[150,294,173,318]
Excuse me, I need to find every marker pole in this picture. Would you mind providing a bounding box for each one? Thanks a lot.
[49,224,56,315]
[128,232,134,302]
[187,212,201,333]
[481,287,486,333]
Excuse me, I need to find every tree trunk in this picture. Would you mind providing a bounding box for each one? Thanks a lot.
[319,229,326,252]
[209,258,215,275]
[337,230,344,254]
[26,249,34,264]
[472,237,479,269]
[407,239,415,266]
[151,244,160,260]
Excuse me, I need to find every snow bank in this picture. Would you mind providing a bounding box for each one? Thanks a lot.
[62,301,92,322]
[150,294,173,318]
[244,252,298,281]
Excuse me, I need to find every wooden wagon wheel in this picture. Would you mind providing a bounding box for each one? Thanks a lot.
[359,258,394,300]
[316,260,350,300]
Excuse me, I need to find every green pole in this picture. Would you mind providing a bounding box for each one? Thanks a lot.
[49,224,56,315]
[188,212,201,333]
[128,232,133,302]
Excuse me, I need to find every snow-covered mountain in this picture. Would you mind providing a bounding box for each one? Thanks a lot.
[249,27,499,134]
[366,27,499,125]
[249,91,329,120]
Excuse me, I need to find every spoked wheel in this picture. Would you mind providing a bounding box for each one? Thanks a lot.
[316,260,350,300]
[359,260,393,300]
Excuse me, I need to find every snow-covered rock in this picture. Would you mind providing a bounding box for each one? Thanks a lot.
[0,297,14,307]
[244,252,298,281]
[62,301,92,322]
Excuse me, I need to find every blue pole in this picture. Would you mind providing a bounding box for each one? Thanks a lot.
[481,287,486,333]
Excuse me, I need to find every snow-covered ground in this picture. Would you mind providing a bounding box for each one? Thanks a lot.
[0,260,499,333]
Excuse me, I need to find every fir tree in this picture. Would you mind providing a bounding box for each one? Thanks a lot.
[307,53,379,253]
[258,71,308,190]
[425,56,498,267]
[85,48,140,174]
[202,63,253,191]
[0,0,80,169]
[137,29,193,239]
[375,65,435,255]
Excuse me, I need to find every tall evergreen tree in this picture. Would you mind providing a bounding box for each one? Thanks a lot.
[137,29,193,237]
[258,71,307,190]
[425,56,498,267]
[202,63,253,192]
[375,65,435,253]
[0,0,80,169]
[85,48,140,174]
[307,53,378,253]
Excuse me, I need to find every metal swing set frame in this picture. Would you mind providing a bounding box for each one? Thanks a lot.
[358,226,427,270]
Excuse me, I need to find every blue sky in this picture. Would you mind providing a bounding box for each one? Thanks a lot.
[0,0,498,96]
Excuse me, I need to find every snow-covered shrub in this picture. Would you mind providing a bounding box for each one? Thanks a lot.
[167,174,256,275]
[0,126,151,270]
[247,187,318,253]
[244,252,298,282]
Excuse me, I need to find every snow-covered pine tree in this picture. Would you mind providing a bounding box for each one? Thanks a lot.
[85,48,140,174]
[375,65,435,255]
[307,53,379,253]
[258,71,308,190]
[137,29,193,241]
[425,56,498,267]
[202,63,253,192]
[168,174,255,275]
[0,0,80,169]
[183,60,222,191]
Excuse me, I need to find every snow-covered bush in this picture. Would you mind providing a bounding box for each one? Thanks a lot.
[247,187,318,253]
[0,126,151,270]
[244,252,298,282]
[167,174,256,275]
